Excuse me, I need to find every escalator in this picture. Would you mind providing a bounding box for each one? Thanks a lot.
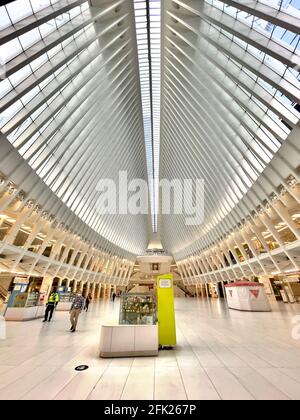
[175,282,195,297]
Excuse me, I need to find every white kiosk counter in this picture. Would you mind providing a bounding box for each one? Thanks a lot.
[99,324,158,358]
[5,305,45,321]
[4,291,46,321]
[225,282,271,312]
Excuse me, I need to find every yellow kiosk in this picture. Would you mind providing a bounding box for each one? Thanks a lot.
[156,274,176,347]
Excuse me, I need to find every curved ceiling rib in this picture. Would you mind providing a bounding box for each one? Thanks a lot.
[0,0,148,259]
[160,0,300,260]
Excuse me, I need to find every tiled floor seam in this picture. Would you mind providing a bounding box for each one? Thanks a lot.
[179,337,223,400]
[119,359,135,401]
[226,366,291,401]
[84,360,113,401]
[175,354,189,401]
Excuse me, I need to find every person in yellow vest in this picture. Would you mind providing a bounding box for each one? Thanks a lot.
[43,288,59,322]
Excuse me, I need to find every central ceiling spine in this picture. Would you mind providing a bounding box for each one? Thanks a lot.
[134,0,161,233]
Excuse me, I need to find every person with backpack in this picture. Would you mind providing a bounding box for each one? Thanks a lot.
[43,288,59,322]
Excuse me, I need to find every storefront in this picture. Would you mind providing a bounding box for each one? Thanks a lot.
[258,273,300,305]
[0,273,14,313]
[280,274,300,304]
[56,285,74,311]
[4,276,40,320]
[3,275,51,321]
[208,283,219,298]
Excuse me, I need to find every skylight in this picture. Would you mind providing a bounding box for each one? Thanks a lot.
[134,0,161,233]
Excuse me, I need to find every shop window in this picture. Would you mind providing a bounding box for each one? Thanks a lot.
[28,246,40,253]
[80,254,87,268]
[229,251,237,265]
[86,258,93,271]
[28,277,43,293]
[52,278,60,288]
[61,279,68,287]
[292,214,300,228]
[42,246,52,258]
[266,241,280,250]
[261,229,280,250]
[31,238,43,246]
[0,221,11,241]
[13,230,29,247]
[235,247,244,262]
[0,274,14,299]
[58,245,66,261]
[223,254,230,267]
[243,243,254,259]
[73,252,81,266]
[252,237,265,253]
[275,225,297,244]
[65,249,73,264]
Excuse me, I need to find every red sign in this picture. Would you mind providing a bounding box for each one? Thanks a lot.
[250,290,259,299]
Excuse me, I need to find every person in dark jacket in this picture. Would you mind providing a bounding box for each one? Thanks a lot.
[84,292,92,312]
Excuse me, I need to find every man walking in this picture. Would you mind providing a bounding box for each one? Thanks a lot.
[69,289,85,332]
[43,288,59,322]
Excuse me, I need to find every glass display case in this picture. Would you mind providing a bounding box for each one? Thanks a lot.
[119,293,157,325]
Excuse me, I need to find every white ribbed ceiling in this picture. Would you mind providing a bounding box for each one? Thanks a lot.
[159,0,300,259]
[0,0,148,258]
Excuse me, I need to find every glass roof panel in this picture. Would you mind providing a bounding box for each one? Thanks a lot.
[134,0,161,233]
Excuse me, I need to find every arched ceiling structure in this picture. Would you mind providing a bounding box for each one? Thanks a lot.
[159,0,300,260]
[0,0,149,259]
[0,0,299,276]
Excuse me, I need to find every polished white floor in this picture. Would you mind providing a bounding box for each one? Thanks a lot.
[1,298,300,400]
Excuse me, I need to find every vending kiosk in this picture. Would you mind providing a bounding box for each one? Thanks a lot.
[156,274,176,348]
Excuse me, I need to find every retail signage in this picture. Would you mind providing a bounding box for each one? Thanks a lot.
[250,290,260,299]
[229,290,233,298]
[159,279,172,289]
[38,293,46,305]
[13,276,29,285]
